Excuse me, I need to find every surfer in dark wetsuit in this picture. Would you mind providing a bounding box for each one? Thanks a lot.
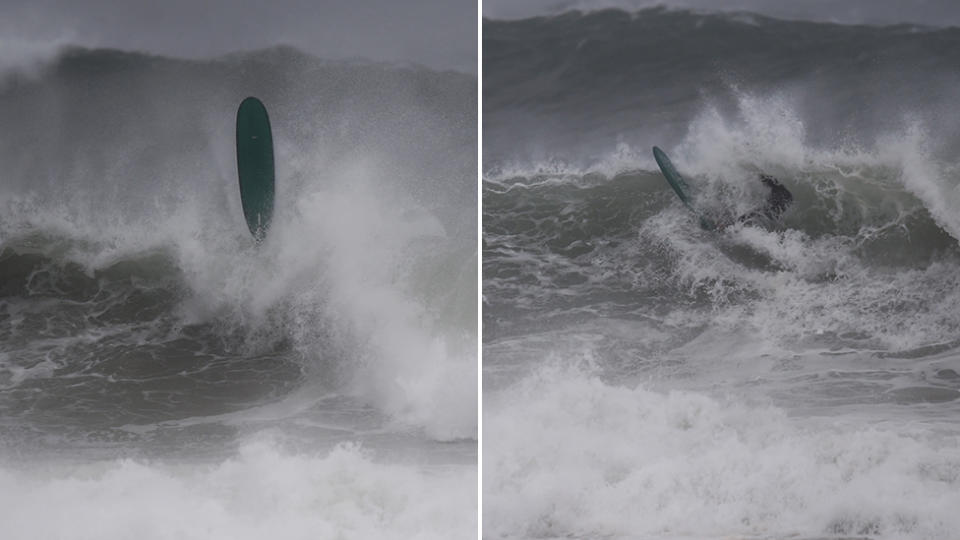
[738,174,793,225]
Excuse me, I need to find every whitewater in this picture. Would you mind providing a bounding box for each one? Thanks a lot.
[484,7,960,540]
[0,46,477,539]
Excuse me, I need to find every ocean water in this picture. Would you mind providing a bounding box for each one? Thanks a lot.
[483,8,960,540]
[0,46,477,539]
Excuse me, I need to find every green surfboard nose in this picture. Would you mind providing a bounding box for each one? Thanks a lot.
[236,96,275,242]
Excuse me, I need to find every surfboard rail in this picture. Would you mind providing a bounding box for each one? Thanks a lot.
[652,146,714,230]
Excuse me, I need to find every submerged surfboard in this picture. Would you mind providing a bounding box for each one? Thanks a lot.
[652,146,714,230]
[236,97,275,242]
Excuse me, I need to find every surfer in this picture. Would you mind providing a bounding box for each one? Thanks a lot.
[713,174,793,230]
[738,174,793,225]
[737,173,793,225]
[652,146,792,230]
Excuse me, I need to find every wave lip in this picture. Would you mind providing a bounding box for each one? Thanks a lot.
[484,7,960,168]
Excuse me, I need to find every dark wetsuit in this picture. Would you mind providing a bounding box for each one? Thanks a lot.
[738,174,793,225]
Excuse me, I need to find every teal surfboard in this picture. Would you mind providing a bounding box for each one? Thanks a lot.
[652,146,714,230]
[236,97,275,242]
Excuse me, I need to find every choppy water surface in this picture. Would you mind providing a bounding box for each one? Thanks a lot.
[484,8,960,540]
[0,46,477,539]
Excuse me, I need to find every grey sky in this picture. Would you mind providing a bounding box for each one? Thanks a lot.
[0,0,477,73]
[483,0,960,27]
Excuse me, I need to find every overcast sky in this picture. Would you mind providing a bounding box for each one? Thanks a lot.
[0,0,477,73]
[483,0,960,27]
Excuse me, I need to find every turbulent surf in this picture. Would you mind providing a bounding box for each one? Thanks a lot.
[484,7,960,540]
[0,46,477,539]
